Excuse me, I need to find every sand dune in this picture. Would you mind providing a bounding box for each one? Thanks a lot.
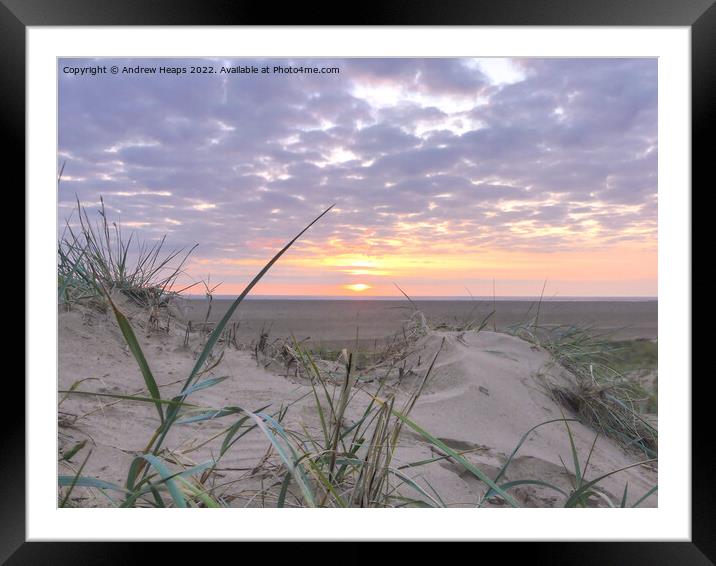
[58,298,656,508]
[392,332,656,506]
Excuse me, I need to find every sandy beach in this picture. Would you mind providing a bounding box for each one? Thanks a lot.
[175,298,657,348]
[58,294,657,508]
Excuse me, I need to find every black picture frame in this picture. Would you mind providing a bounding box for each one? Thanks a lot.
[8,0,708,562]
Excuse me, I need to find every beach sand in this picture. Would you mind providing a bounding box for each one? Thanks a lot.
[58,295,657,508]
[175,298,657,348]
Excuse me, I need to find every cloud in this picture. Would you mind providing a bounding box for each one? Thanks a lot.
[58,57,657,295]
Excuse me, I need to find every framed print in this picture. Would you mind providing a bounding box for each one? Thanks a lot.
[8,0,709,562]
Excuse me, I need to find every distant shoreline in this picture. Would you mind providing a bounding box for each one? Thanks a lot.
[171,296,658,342]
[180,295,658,302]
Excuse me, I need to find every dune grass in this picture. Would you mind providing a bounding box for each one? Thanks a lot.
[58,197,197,307]
[57,200,657,508]
[509,321,657,458]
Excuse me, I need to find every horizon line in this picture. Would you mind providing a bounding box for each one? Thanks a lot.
[179,294,658,301]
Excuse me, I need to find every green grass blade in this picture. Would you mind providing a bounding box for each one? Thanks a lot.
[631,485,658,508]
[148,483,166,507]
[301,457,347,508]
[182,204,335,393]
[564,458,657,507]
[128,454,187,508]
[383,403,520,507]
[151,205,334,455]
[388,468,444,507]
[491,418,579,487]
[562,414,582,487]
[59,389,198,408]
[398,452,471,470]
[620,483,629,508]
[60,448,92,507]
[105,293,163,423]
[177,477,222,508]
[60,440,87,462]
[249,411,317,507]
[175,407,243,424]
[58,475,128,494]
[277,474,292,508]
[181,375,229,397]
[219,404,271,456]
[582,433,599,480]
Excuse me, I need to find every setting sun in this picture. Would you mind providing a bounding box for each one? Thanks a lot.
[345,283,371,292]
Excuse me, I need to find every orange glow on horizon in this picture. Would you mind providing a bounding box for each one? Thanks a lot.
[345,283,372,292]
[185,233,656,298]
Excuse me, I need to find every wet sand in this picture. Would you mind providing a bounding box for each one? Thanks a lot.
[173,299,657,346]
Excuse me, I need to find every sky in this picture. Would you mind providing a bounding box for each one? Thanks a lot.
[58,58,657,298]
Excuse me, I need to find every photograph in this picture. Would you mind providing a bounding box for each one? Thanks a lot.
[0,0,706,554]
[56,56,659,509]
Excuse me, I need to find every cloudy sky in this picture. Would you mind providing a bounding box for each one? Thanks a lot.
[58,57,657,297]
